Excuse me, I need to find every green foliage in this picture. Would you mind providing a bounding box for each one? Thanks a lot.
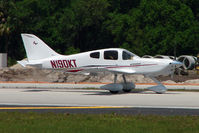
[7,56,16,67]
[65,46,80,55]
[0,0,199,61]
[126,0,199,56]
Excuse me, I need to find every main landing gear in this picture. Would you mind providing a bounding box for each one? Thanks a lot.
[100,74,167,94]
[100,74,135,94]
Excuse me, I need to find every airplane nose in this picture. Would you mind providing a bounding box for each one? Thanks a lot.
[170,60,183,68]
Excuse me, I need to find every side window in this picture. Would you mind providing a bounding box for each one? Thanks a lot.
[123,51,134,60]
[90,52,100,59]
[104,50,118,60]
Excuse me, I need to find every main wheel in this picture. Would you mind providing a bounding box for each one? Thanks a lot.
[109,90,119,94]
[123,89,132,93]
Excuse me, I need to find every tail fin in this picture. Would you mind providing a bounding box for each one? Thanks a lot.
[21,34,59,61]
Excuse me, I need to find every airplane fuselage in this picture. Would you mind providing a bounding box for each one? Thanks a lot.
[27,48,178,77]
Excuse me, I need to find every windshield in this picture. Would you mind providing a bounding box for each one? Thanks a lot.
[122,50,140,60]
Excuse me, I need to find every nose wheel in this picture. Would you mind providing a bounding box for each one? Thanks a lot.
[110,90,119,94]
[147,77,167,94]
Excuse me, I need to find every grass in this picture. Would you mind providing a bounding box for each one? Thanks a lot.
[167,89,199,92]
[0,112,198,133]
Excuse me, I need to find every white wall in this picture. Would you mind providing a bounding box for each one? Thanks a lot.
[0,53,7,68]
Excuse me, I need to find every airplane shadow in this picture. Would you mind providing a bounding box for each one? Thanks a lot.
[22,89,180,95]
[23,89,51,92]
[51,89,146,95]
[84,90,180,96]
[84,91,144,96]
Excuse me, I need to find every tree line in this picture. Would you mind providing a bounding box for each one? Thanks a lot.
[0,0,199,65]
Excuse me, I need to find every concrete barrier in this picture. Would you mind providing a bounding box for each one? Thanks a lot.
[0,53,7,68]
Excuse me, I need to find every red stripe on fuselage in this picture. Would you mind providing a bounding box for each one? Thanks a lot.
[66,69,83,72]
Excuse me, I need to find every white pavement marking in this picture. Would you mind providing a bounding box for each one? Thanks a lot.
[0,83,102,89]
[0,83,199,90]
[0,88,199,109]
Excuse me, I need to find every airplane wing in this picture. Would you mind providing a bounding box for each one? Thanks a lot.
[106,67,136,74]
[17,60,28,67]
[64,66,136,75]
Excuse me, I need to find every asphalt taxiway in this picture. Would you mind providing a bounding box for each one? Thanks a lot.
[0,86,199,115]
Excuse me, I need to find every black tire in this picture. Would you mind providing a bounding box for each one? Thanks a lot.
[110,91,119,94]
[155,92,163,94]
[123,89,132,93]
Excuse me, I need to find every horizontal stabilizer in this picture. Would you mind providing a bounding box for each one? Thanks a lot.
[17,60,28,67]
[17,60,42,68]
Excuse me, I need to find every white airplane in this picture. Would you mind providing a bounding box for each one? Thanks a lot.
[18,34,182,94]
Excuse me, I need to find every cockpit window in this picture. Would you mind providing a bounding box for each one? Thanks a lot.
[104,50,118,60]
[122,51,134,60]
[90,52,100,59]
